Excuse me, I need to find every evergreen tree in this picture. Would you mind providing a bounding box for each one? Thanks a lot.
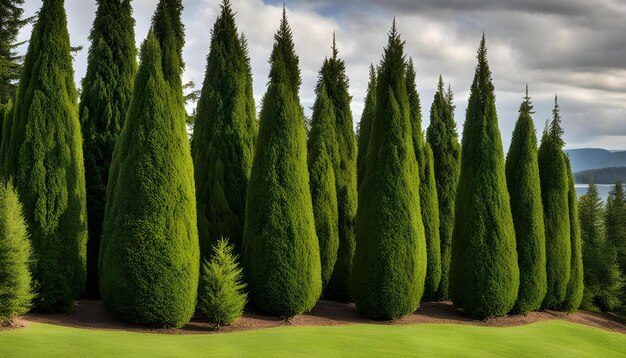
[79,0,137,297]
[321,35,357,302]
[356,64,377,188]
[538,95,571,309]
[450,35,519,319]
[605,182,626,284]
[0,0,87,313]
[406,59,441,300]
[0,0,31,104]
[242,9,321,318]
[0,181,33,323]
[151,0,184,91]
[579,182,623,311]
[191,0,257,258]
[351,21,426,320]
[308,83,339,291]
[198,238,247,329]
[563,157,583,311]
[505,87,546,314]
[426,76,460,301]
[99,32,199,328]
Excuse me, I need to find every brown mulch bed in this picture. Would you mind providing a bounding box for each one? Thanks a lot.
[15,299,626,335]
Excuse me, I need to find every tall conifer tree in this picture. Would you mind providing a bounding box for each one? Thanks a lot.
[406,59,441,300]
[579,182,623,311]
[426,76,460,301]
[352,21,426,320]
[191,0,257,258]
[0,0,31,104]
[605,182,626,279]
[450,35,519,319]
[505,87,546,314]
[356,65,377,188]
[538,95,571,309]
[320,35,357,302]
[0,0,87,312]
[242,9,321,318]
[79,0,137,297]
[307,84,339,290]
[563,158,583,311]
[99,32,199,328]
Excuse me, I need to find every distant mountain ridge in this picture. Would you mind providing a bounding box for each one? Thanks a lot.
[564,148,626,172]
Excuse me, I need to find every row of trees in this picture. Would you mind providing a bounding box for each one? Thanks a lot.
[0,0,589,326]
[578,182,625,312]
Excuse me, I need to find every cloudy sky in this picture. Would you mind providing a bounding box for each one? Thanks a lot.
[18,0,626,149]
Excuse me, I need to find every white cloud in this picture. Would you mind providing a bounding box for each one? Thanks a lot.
[16,0,626,150]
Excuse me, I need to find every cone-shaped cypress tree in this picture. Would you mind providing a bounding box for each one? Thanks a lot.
[242,9,321,318]
[307,84,339,290]
[321,35,357,302]
[406,59,441,300]
[0,0,87,313]
[352,21,426,320]
[79,0,137,298]
[151,0,184,92]
[563,157,583,311]
[538,95,571,309]
[426,76,461,301]
[191,0,257,258]
[505,87,547,314]
[450,35,519,319]
[0,181,33,323]
[356,64,377,189]
[99,32,199,328]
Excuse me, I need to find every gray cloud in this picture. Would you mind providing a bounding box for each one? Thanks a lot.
[17,0,626,150]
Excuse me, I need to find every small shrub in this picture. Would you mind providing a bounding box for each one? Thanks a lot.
[198,238,247,328]
[0,181,33,324]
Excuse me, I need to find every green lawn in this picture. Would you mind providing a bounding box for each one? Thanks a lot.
[1,321,625,357]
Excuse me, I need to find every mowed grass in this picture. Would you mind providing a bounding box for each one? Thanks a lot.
[1,320,625,357]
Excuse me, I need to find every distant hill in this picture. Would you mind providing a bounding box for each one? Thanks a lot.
[573,167,626,184]
[564,148,626,172]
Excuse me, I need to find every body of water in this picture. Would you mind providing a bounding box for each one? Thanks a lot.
[574,184,614,201]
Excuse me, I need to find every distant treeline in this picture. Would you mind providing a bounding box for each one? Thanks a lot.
[574,167,626,184]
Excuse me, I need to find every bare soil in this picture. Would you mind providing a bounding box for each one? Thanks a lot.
[15,300,626,335]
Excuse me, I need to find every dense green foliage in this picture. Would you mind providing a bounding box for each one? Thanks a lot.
[99,32,199,328]
[0,181,32,323]
[151,0,184,91]
[79,0,137,297]
[426,76,460,301]
[406,59,440,300]
[0,0,87,313]
[307,84,339,290]
[242,10,321,318]
[191,0,257,258]
[356,65,377,189]
[450,35,519,319]
[0,0,30,103]
[605,182,626,274]
[563,158,583,311]
[198,238,247,328]
[538,96,571,309]
[579,182,624,311]
[574,167,626,184]
[352,22,426,320]
[322,37,358,302]
[505,88,546,314]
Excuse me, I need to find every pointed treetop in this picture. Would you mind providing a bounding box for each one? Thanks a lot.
[548,94,565,146]
[406,58,417,87]
[446,83,456,111]
[519,84,535,114]
[269,6,301,92]
[331,31,338,60]
[437,75,445,94]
